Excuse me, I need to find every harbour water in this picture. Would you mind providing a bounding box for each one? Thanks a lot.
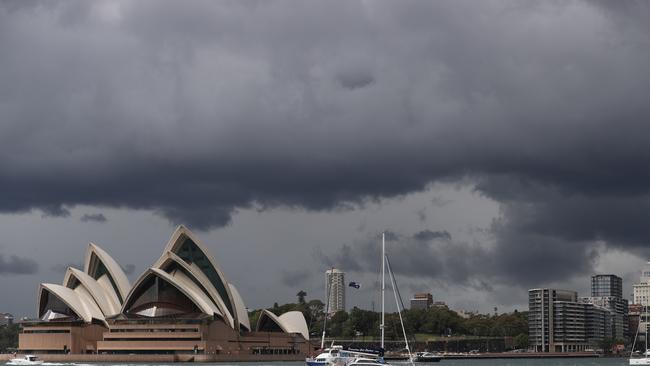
[0,359,633,366]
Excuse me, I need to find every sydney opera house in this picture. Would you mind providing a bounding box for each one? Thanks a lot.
[19,226,311,358]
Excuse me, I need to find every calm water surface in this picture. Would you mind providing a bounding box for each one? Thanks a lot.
[2,359,632,366]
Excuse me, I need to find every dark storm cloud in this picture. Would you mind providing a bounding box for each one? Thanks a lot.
[413,230,451,241]
[80,213,107,223]
[0,254,39,275]
[2,0,650,287]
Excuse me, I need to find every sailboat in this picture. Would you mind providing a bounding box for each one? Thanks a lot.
[307,233,415,366]
[347,232,415,366]
[631,306,650,365]
[306,270,384,366]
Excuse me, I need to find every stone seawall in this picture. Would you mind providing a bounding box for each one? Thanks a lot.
[0,353,305,362]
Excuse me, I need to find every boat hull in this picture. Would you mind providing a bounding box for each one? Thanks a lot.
[630,359,650,365]
[306,361,327,366]
[414,357,442,362]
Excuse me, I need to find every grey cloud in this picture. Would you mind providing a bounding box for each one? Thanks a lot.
[2,0,650,289]
[413,230,451,241]
[80,213,107,223]
[0,254,39,275]
[415,208,427,223]
[121,264,136,275]
[280,268,313,288]
[50,261,83,274]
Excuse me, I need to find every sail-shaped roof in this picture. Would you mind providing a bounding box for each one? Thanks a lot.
[256,309,309,340]
[84,243,130,304]
[154,251,233,327]
[228,283,250,331]
[63,267,120,316]
[121,268,217,317]
[39,283,106,326]
[157,225,238,326]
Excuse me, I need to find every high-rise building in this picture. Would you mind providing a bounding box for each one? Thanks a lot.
[410,293,433,310]
[325,268,345,314]
[583,274,628,340]
[592,274,623,298]
[529,288,611,352]
[634,264,650,306]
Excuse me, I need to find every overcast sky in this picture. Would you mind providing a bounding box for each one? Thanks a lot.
[2,0,650,318]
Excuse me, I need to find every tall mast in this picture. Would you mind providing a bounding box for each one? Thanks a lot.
[381,232,385,350]
[321,267,332,349]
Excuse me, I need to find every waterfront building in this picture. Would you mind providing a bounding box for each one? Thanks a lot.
[629,304,642,337]
[592,274,623,298]
[410,293,433,310]
[325,268,345,314]
[580,274,629,340]
[633,264,650,306]
[19,226,310,357]
[579,296,628,340]
[528,288,612,352]
[632,263,650,335]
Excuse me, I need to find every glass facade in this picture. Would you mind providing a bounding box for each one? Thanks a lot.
[175,236,234,316]
[124,275,200,317]
[39,290,80,321]
[89,253,123,303]
[591,275,622,298]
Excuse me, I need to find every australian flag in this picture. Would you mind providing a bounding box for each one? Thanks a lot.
[349,282,361,289]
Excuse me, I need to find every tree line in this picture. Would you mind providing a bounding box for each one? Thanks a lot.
[249,291,529,348]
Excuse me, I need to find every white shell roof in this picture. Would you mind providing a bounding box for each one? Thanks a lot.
[39,283,106,326]
[84,243,130,303]
[153,251,234,328]
[157,225,239,327]
[63,267,120,316]
[257,309,309,340]
[228,283,250,331]
[121,268,218,316]
[279,311,310,340]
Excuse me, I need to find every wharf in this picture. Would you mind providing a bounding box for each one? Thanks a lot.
[0,353,306,363]
[384,352,601,360]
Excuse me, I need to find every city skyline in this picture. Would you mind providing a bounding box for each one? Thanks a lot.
[3,1,650,318]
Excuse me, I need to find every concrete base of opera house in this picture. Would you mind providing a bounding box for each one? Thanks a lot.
[17,320,313,362]
[0,353,308,362]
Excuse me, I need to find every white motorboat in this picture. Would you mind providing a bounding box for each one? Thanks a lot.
[412,352,443,362]
[8,355,44,365]
[347,357,386,366]
[306,345,383,366]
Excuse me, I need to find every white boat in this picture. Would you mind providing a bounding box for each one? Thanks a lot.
[630,306,650,365]
[347,357,386,366]
[8,355,44,365]
[413,352,443,362]
[306,345,383,366]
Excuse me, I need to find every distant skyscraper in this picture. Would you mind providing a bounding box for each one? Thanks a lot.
[585,274,628,339]
[591,274,623,298]
[325,268,345,314]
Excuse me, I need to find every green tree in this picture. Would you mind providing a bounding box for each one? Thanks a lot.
[513,333,528,350]
[0,324,20,351]
[297,290,307,305]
